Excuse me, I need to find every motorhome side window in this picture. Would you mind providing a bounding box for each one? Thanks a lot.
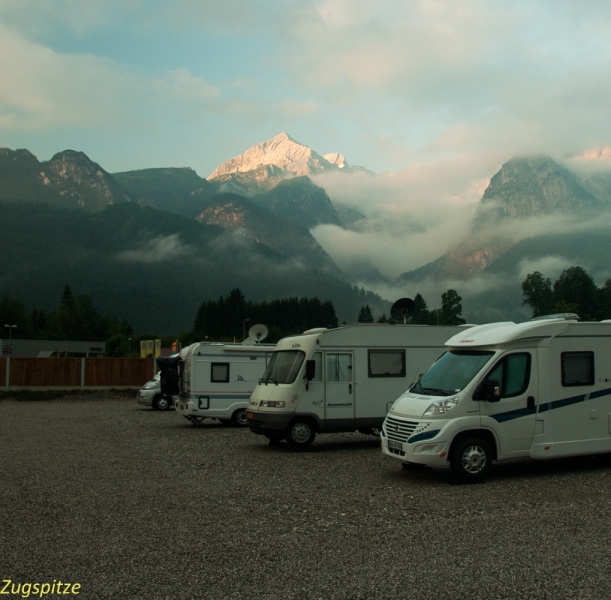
[326,353,352,382]
[484,353,531,398]
[368,350,406,378]
[311,352,323,382]
[211,362,230,383]
[561,352,594,387]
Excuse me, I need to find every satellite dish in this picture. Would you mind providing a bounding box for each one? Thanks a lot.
[390,298,416,324]
[248,323,269,343]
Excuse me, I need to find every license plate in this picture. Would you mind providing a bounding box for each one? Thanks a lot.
[246,412,254,420]
[388,439,402,451]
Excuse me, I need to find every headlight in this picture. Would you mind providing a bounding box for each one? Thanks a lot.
[144,381,158,389]
[423,395,459,416]
[260,401,285,408]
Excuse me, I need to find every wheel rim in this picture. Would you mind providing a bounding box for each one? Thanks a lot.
[158,397,169,410]
[291,422,311,444]
[235,410,247,426]
[461,445,487,474]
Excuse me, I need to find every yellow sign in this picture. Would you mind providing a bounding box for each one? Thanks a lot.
[140,339,162,357]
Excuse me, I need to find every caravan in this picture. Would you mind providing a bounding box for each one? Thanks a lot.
[246,324,471,447]
[175,339,274,426]
[381,315,611,482]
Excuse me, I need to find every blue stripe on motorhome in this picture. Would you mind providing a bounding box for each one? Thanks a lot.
[407,430,441,444]
[491,386,611,422]
[491,407,533,423]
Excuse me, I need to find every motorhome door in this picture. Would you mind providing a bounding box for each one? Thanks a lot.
[478,350,538,456]
[324,352,354,429]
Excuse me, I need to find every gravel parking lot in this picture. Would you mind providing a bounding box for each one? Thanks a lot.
[2,392,611,599]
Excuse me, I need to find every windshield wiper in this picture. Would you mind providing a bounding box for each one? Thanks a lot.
[421,387,451,396]
[259,377,279,385]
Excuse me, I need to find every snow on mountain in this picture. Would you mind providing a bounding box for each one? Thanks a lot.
[208,132,334,179]
[207,132,375,181]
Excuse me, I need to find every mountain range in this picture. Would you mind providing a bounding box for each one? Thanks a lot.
[2,132,611,330]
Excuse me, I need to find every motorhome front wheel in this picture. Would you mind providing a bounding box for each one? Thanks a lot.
[287,420,316,448]
[449,437,492,483]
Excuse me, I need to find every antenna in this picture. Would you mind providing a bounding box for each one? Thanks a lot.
[248,323,269,343]
[390,298,416,325]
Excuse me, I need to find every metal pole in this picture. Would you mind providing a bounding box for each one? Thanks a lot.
[242,318,250,341]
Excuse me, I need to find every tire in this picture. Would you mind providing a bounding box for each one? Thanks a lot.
[152,395,171,411]
[231,409,248,427]
[287,419,316,449]
[265,434,285,445]
[449,437,493,483]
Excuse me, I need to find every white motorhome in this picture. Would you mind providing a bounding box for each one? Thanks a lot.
[175,341,274,426]
[246,324,470,448]
[381,315,611,482]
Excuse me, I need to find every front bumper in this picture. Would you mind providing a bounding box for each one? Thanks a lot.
[381,415,449,467]
[137,389,158,406]
[246,410,294,435]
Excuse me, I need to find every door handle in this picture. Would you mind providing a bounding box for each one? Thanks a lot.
[527,396,535,411]
[349,383,352,394]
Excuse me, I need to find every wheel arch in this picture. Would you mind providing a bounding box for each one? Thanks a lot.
[449,428,498,461]
[288,414,320,432]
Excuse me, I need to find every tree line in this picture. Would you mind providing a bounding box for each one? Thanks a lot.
[0,284,140,356]
[522,266,611,320]
[358,289,467,326]
[188,288,338,344]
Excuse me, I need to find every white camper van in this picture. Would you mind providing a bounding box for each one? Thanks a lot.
[175,340,274,426]
[246,324,470,448]
[381,315,611,482]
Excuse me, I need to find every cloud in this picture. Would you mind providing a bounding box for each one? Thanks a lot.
[310,152,497,278]
[0,23,223,135]
[280,0,611,165]
[118,234,191,263]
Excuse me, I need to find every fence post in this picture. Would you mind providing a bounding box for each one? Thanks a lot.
[5,357,9,390]
[153,358,156,378]
[81,358,85,389]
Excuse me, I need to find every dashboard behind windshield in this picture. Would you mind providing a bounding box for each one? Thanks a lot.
[411,350,494,396]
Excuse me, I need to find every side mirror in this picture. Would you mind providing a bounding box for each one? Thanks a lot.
[305,360,316,381]
[473,378,501,402]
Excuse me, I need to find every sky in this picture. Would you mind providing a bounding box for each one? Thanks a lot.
[2,0,611,312]
[2,0,611,177]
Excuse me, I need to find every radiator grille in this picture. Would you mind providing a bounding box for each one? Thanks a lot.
[384,416,420,443]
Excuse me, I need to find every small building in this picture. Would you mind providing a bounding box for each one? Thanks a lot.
[1,339,106,358]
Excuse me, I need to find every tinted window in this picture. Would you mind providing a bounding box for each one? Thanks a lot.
[211,362,229,383]
[484,353,531,398]
[368,350,406,377]
[562,352,594,386]
[261,351,306,384]
[311,352,323,382]
[326,353,352,382]
[412,351,494,396]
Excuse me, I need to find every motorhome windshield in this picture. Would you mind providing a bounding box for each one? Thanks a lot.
[260,350,306,385]
[411,350,495,396]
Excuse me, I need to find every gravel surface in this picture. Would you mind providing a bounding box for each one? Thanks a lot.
[2,392,611,599]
